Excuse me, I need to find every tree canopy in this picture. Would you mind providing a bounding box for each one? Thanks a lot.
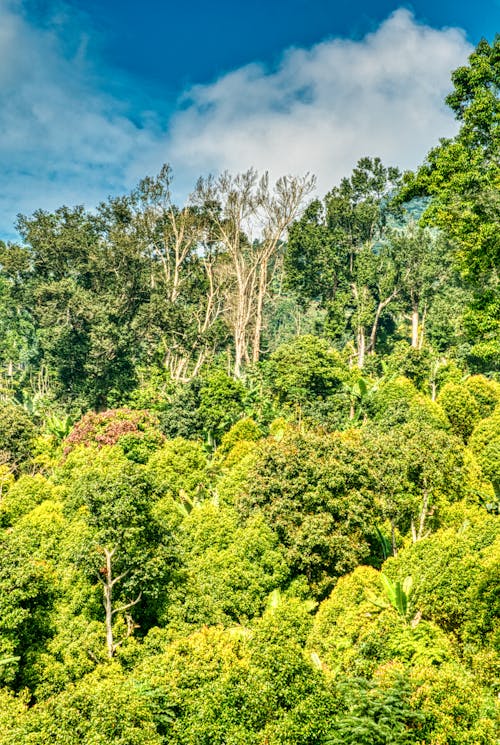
[0,35,499,745]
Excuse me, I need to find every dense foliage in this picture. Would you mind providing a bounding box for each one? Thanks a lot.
[0,38,499,743]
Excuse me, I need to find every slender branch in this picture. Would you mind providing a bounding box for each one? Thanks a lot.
[112,592,143,617]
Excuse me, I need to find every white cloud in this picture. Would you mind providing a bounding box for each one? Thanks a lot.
[167,9,472,194]
[0,0,163,234]
[0,3,472,235]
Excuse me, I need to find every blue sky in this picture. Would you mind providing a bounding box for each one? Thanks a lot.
[0,0,498,236]
[65,0,497,91]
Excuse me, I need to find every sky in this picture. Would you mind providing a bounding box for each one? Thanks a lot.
[0,0,498,237]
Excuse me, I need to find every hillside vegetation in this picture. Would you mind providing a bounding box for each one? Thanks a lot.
[0,37,499,743]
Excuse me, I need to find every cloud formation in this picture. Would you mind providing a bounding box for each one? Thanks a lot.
[0,3,472,235]
[167,9,472,194]
[0,0,162,234]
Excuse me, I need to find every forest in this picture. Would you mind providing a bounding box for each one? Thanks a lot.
[0,36,498,744]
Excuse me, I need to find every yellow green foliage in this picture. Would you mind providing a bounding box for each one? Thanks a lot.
[145,438,209,499]
[308,566,454,677]
[384,507,500,641]
[410,663,499,745]
[0,464,14,503]
[163,502,289,630]
[469,406,500,497]
[437,381,481,441]
[0,473,58,525]
[465,375,500,419]
[3,665,163,745]
[368,376,449,430]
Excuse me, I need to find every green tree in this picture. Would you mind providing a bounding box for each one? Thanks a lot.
[197,369,247,446]
[264,336,349,410]
[286,158,401,367]
[0,402,36,471]
[63,448,177,657]
[402,38,500,280]
[133,599,336,745]
[12,205,147,409]
[469,407,500,499]
[327,676,424,745]
[410,662,499,745]
[119,165,229,380]
[437,381,481,442]
[387,223,451,349]
[383,506,500,639]
[308,565,454,678]
[365,418,468,546]
[163,503,289,630]
[400,37,500,372]
[228,428,378,596]
[465,374,500,418]
[366,375,448,429]
[0,504,60,688]
[1,666,163,745]
[145,437,210,513]
[0,258,37,400]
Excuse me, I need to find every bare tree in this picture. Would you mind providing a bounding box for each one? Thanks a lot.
[130,165,226,380]
[194,170,315,376]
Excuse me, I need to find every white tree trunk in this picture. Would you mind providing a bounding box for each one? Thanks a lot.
[100,547,140,659]
[357,327,366,369]
[411,307,419,348]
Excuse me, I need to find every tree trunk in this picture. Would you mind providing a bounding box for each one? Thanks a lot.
[418,304,427,350]
[417,489,429,541]
[233,325,247,378]
[252,260,268,363]
[100,547,140,659]
[411,489,430,544]
[410,518,417,544]
[411,307,419,348]
[357,327,366,369]
[368,290,399,354]
[103,548,116,659]
[193,171,314,378]
[369,307,382,354]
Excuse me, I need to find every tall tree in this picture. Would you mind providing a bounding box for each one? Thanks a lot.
[402,37,500,280]
[400,37,500,371]
[194,170,314,376]
[387,223,451,349]
[286,158,401,367]
[12,205,147,409]
[115,165,228,380]
[65,450,176,658]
